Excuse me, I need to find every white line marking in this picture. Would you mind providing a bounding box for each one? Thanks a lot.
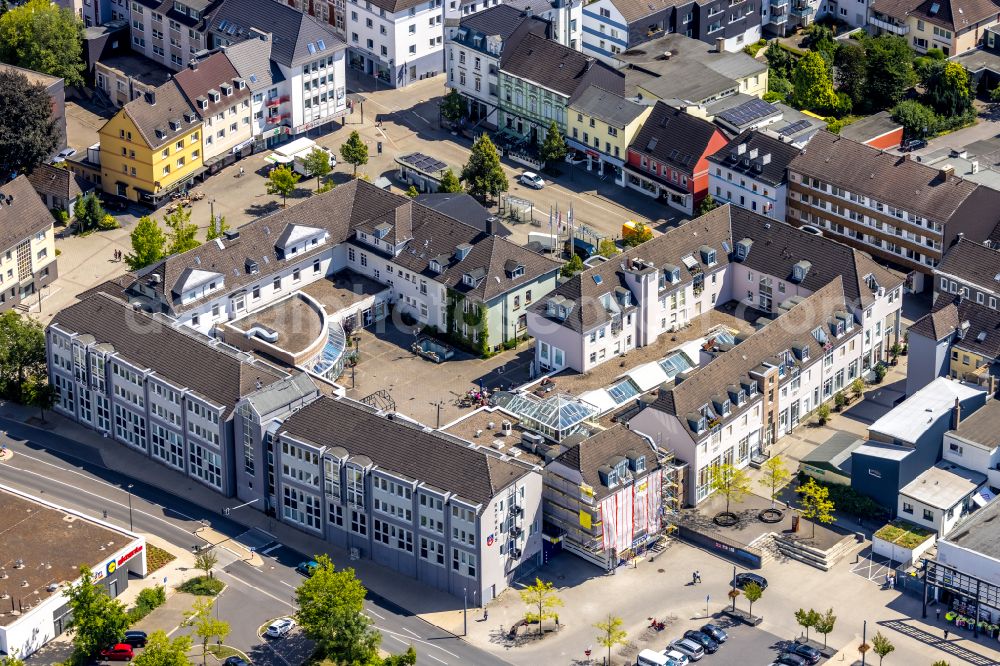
[260,544,282,555]
[366,608,385,620]
[371,627,459,659]
[382,633,408,646]
[219,571,296,610]
[425,653,447,664]
[401,626,420,638]
[279,580,296,589]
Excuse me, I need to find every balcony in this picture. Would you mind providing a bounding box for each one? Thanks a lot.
[770,0,788,7]
[266,96,290,107]
[790,1,814,15]
[770,9,788,23]
[868,15,909,34]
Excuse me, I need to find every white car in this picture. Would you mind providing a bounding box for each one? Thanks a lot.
[50,148,76,163]
[519,172,544,189]
[265,617,296,638]
[664,649,690,666]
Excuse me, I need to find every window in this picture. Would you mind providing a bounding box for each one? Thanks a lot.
[923,508,934,521]
[451,548,477,577]
[902,502,913,514]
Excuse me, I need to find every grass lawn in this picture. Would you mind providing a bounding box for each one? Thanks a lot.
[874,521,934,549]
[146,544,176,574]
[179,575,225,596]
[207,644,247,660]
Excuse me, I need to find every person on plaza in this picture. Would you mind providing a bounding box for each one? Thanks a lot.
[944,629,950,640]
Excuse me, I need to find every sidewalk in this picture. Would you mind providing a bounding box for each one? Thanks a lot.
[116,534,200,610]
[0,401,468,622]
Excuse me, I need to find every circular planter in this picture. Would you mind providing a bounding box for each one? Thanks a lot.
[758,508,784,523]
[713,511,739,527]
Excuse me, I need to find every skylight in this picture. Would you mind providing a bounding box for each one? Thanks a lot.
[593,274,603,285]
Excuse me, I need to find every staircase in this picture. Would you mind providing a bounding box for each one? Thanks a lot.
[771,532,857,571]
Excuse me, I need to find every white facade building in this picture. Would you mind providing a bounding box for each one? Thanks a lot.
[345,0,445,87]
[707,129,802,222]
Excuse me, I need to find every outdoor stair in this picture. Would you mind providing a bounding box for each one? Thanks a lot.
[771,531,856,571]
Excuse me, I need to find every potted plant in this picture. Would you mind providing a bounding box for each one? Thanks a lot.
[834,391,847,412]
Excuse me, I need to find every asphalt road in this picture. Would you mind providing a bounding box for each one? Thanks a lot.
[0,416,508,666]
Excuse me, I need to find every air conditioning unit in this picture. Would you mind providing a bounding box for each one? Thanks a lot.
[501,420,513,434]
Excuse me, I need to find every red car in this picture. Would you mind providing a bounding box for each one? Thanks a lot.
[100,644,134,661]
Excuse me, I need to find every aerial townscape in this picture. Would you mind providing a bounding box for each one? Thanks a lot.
[9,0,1000,665]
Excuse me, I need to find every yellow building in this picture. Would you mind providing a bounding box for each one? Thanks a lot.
[98,81,204,205]
[870,0,999,57]
[567,87,653,186]
[0,175,59,310]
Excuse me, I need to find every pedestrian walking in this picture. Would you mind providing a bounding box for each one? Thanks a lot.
[944,629,949,640]
[937,608,942,621]
[484,609,488,621]
[692,571,698,585]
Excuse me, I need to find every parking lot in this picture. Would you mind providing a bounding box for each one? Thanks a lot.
[651,620,826,666]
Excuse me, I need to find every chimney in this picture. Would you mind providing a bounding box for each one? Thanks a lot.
[952,396,961,430]
[144,90,156,105]
[189,59,198,71]
[715,36,725,53]
[486,215,496,236]
[940,164,955,180]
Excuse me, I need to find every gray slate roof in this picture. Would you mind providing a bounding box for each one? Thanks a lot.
[949,397,1000,450]
[909,296,1000,360]
[279,396,534,505]
[838,111,903,145]
[0,175,56,251]
[936,236,1000,294]
[222,33,277,91]
[500,32,624,99]
[549,425,659,501]
[628,101,723,176]
[120,80,199,150]
[569,86,649,129]
[458,4,533,40]
[608,0,680,22]
[707,129,802,188]
[26,164,94,203]
[50,292,285,415]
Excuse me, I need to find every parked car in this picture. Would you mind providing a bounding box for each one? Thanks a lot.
[901,138,927,152]
[51,148,77,163]
[784,643,821,664]
[223,657,251,666]
[122,631,147,648]
[775,653,808,666]
[519,172,545,189]
[733,572,768,590]
[295,560,319,576]
[265,617,296,638]
[700,623,728,643]
[99,644,134,661]
[683,630,720,653]
[663,649,690,666]
[669,638,705,662]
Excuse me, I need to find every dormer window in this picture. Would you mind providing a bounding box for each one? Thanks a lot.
[634,456,646,473]
[698,417,707,433]
[210,91,220,103]
[512,266,524,278]
[199,98,208,110]
[430,259,441,273]
[700,246,717,266]
[463,273,476,287]
[737,389,745,405]
[801,346,810,361]
[607,469,618,488]
[722,400,731,415]
[792,260,811,283]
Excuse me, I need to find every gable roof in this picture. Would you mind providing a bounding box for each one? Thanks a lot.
[909,0,1000,30]
[500,32,624,99]
[120,80,199,150]
[569,86,649,129]
[172,51,249,119]
[50,292,285,415]
[910,295,1000,358]
[413,193,512,237]
[628,101,721,175]
[458,4,533,39]
[26,164,94,203]
[788,130,981,225]
[279,396,534,505]
[936,236,1000,295]
[221,32,278,91]
[550,425,659,500]
[649,278,852,432]
[707,129,802,188]
[207,0,345,68]
[0,175,56,251]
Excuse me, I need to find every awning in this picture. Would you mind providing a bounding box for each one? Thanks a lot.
[232,138,255,154]
[973,488,995,508]
[265,153,295,164]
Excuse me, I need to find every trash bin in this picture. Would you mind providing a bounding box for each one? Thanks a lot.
[377,141,383,154]
[791,515,800,532]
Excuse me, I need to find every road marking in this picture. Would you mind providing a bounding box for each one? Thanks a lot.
[219,570,296,610]
[371,627,459,659]
[425,653,447,664]
[400,626,420,638]
[260,544,282,555]
[0,463,196,539]
[382,633,409,646]
[366,608,385,620]
[279,580,297,589]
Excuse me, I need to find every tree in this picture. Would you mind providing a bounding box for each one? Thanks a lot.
[816,403,831,425]
[440,88,466,125]
[931,662,950,666]
[519,578,563,636]
[438,168,462,193]
[22,375,56,421]
[302,148,332,190]
[74,192,107,234]
[205,215,230,242]
[851,377,865,400]
[871,631,894,665]
[594,614,627,666]
[0,71,60,177]
[0,0,85,86]
[623,221,653,247]
[383,647,418,666]
[922,61,973,117]
[0,311,47,402]
[708,463,753,516]
[164,205,200,255]
[805,24,837,62]
[758,456,791,508]
[131,630,192,666]
[125,216,167,270]
[561,254,584,278]
[461,134,507,202]
[184,598,230,666]
[0,651,24,666]
[65,565,130,661]
[814,608,837,648]
[539,120,568,165]
[597,238,619,258]
[295,554,381,662]
[796,477,835,538]
[834,41,867,109]
[743,581,763,618]
[339,130,369,176]
[405,185,419,198]
[697,193,719,215]
[792,51,838,114]
[794,608,820,642]
[766,43,797,80]
[266,165,301,207]
[865,35,915,111]
[891,100,938,139]
[194,547,218,578]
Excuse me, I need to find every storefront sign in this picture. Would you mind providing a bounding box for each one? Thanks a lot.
[93,543,143,581]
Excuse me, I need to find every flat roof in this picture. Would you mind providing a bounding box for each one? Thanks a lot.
[839,111,902,144]
[230,294,324,355]
[853,442,914,461]
[0,486,137,627]
[300,270,388,317]
[868,377,985,444]
[900,462,986,509]
[945,496,1000,559]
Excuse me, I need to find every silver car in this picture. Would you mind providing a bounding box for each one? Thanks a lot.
[670,638,705,662]
[664,649,691,666]
[519,172,545,189]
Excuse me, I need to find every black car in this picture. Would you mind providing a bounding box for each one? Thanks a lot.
[122,631,147,648]
[223,657,251,666]
[775,653,808,666]
[901,138,928,152]
[785,643,821,664]
[732,572,768,590]
[683,630,720,653]
[700,623,728,643]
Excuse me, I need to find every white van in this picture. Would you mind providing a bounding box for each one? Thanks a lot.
[637,649,670,666]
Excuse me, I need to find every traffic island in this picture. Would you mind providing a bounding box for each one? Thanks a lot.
[721,608,763,626]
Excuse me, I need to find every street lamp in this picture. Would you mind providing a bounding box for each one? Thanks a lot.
[126,483,134,531]
[859,619,870,666]
[463,586,468,637]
